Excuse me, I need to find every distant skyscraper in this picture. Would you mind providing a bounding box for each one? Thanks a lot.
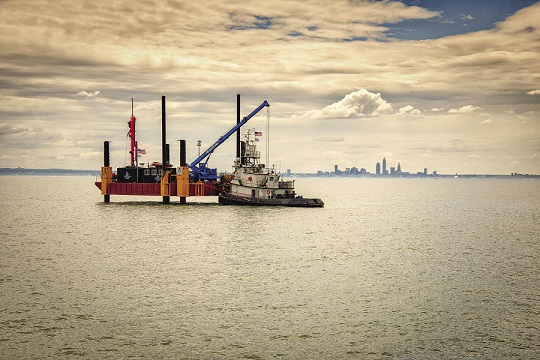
[397,162,401,172]
[334,164,339,174]
[376,162,381,175]
[382,157,387,175]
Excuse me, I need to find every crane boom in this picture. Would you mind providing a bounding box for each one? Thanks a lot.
[190,100,269,180]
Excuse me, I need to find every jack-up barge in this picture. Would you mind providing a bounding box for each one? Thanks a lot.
[95,95,323,207]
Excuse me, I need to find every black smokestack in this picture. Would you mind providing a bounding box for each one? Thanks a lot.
[180,140,186,166]
[161,96,166,171]
[161,95,170,204]
[104,141,110,167]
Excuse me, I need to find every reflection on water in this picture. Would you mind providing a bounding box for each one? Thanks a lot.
[0,176,539,358]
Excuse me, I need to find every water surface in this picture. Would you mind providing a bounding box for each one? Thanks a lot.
[0,177,538,358]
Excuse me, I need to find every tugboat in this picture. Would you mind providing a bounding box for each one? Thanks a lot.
[218,129,324,207]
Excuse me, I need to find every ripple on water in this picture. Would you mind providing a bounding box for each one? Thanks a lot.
[0,177,538,358]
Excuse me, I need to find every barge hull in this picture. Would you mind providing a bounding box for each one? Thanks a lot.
[95,181,218,197]
[218,193,324,207]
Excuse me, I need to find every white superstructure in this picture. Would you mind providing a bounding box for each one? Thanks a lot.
[225,129,296,200]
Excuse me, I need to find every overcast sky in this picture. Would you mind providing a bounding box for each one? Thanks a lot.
[1,0,539,174]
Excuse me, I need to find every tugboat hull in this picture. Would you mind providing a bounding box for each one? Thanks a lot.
[219,192,324,207]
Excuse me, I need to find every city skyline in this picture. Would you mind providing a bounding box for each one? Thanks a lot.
[329,156,436,177]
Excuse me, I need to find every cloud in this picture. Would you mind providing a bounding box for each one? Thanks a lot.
[314,136,346,142]
[0,0,439,54]
[0,2,538,173]
[0,123,27,135]
[76,91,100,97]
[411,139,488,153]
[0,124,64,148]
[303,89,393,119]
[448,105,481,113]
[462,15,475,21]
[398,105,421,115]
[527,90,540,95]
[480,119,492,125]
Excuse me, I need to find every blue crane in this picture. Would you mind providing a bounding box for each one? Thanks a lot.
[189,100,270,181]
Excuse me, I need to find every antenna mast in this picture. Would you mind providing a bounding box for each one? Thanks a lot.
[128,98,137,167]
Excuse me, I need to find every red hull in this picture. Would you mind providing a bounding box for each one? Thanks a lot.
[95,182,218,196]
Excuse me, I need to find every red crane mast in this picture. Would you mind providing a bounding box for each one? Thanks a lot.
[127,98,137,167]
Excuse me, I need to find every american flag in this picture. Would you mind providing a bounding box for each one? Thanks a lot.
[254,131,262,136]
[138,148,146,154]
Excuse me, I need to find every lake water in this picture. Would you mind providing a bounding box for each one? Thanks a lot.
[0,176,538,358]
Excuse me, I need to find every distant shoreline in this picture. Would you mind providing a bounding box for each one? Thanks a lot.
[287,173,540,179]
[0,168,100,177]
[1,168,538,179]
